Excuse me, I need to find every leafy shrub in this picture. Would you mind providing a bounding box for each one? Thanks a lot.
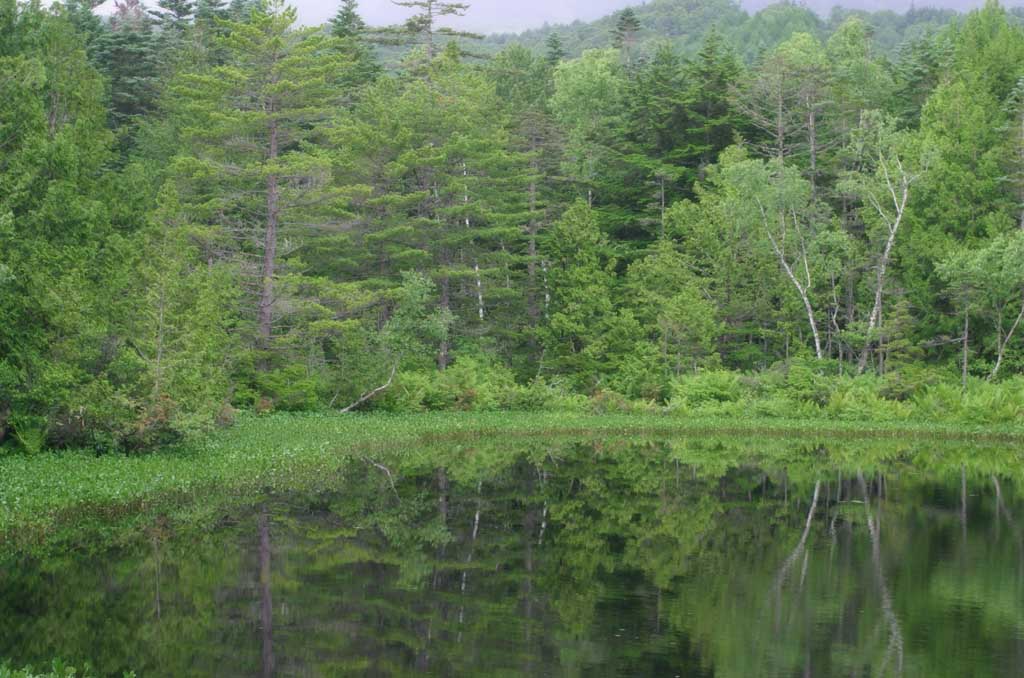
[0,660,134,678]
[669,371,745,409]
[501,378,589,412]
[825,378,911,422]
[384,358,517,412]
[880,365,953,401]
[589,389,634,414]
[779,358,833,405]
[255,365,324,412]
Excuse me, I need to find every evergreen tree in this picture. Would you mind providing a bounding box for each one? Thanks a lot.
[330,0,365,38]
[683,28,745,177]
[166,0,352,380]
[381,0,482,62]
[545,32,565,66]
[330,0,379,90]
[90,11,159,143]
[538,201,617,388]
[336,44,530,371]
[611,7,641,62]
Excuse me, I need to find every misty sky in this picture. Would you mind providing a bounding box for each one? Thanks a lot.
[341,0,1024,34]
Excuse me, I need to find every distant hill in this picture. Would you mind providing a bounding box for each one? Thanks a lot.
[742,0,1024,12]
[475,0,1023,61]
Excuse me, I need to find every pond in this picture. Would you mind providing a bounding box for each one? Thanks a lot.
[1,435,1023,677]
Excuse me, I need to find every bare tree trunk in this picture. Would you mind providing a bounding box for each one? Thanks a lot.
[857,156,911,374]
[526,175,539,326]
[990,295,1024,380]
[756,201,823,359]
[438,276,450,370]
[962,308,970,390]
[807,105,818,198]
[659,175,666,238]
[258,114,280,368]
[474,262,484,321]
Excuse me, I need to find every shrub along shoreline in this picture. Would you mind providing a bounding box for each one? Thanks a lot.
[2,410,1024,555]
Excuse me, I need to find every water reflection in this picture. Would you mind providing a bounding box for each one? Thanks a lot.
[1,436,1023,677]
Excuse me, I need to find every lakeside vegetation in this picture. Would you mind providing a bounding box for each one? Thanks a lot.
[3,410,1023,556]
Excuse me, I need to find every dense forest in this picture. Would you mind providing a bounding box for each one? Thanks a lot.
[3,0,1024,453]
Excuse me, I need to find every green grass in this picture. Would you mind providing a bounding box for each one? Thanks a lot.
[2,411,1023,554]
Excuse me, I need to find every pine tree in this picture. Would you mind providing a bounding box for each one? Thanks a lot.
[489,44,563,341]
[545,32,566,66]
[1000,77,1024,229]
[538,201,618,387]
[330,0,380,89]
[91,10,159,140]
[381,0,482,62]
[148,0,195,28]
[684,28,745,177]
[167,0,353,375]
[337,46,530,370]
[330,0,365,38]
[621,42,689,235]
[611,7,641,63]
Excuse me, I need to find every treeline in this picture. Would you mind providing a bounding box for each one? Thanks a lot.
[2,0,1024,451]
[483,0,976,61]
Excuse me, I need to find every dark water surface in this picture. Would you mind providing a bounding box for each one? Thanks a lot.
[2,436,1023,677]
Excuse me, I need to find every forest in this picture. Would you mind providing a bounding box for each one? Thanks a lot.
[4,0,1024,454]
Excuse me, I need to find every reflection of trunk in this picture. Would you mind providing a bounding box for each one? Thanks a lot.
[259,511,274,678]
[771,482,820,633]
[153,536,162,621]
[775,481,821,588]
[993,477,1023,586]
[522,506,536,649]
[858,472,903,676]
[457,482,483,638]
[436,468,450,525]
[537,502,548,546]
[432,468,450,593]
[961,467,968,545]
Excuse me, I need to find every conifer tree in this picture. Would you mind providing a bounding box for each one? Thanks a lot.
[381,0,481,61]
[545,32,566,66]
[330,0,379,89]
[167,0,352,373]
[91,8,159,139]
[684,28,745,176]
[611,7,641,63]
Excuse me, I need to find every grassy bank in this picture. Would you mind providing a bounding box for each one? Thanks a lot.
[2,411,1023,553]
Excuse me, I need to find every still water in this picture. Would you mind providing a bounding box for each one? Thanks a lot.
[2,436,1023,677]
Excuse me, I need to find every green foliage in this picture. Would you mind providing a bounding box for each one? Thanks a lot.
[5,0,1024,455]
[0,661,133,678]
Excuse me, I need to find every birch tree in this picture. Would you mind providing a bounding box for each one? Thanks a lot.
[719,149,830,359]
[840,111,925,373]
